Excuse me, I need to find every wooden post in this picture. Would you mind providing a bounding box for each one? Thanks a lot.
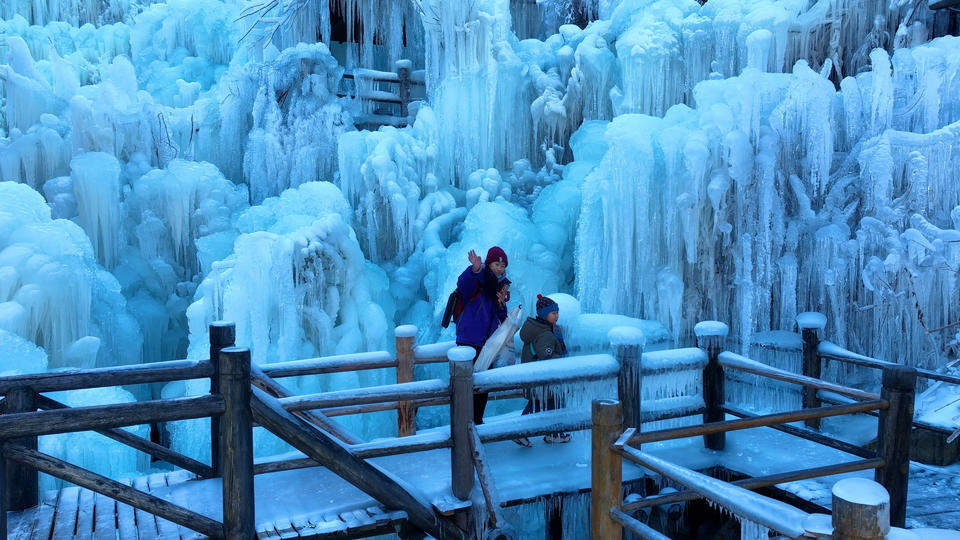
[4,386,37,510]
[0,451,6,538]
[591,399,622,540]
[875,364,915,528]
[209,321,235,477]
[831,477,890,540]
[694,321,728,451]
[609,327,644,432]
[797,312,826,430]
[219,347,255,539]
[395,325,417,437]
[449,347,475,501]
[395,59,412,119]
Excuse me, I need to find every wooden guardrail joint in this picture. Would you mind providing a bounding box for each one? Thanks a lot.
[590,399,622,540]
[396,325,417,437]
[209,321,236,478]
[219,346,255,539]
[875,364,916,528]
[695,321,728,451]
[797,312,826,430]
[609,327,644,432]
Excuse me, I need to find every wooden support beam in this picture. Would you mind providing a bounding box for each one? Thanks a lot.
[832,478,890,540]
[799,313,824,430]
[249,386,466,540]
[209,321,235,478]
[875,365,915,528]
[0,443,224,538]
[468,424,514,538]
[395,326,417,437]
[0,395,224,439]
[610,508,669,540]
[33,394,214,477]
[723,406,876,459]
[695,321,728,451]
[621,458,884,511]
[3,387,37,511]
[219,347,255,539]
[0,359,212,394]
[610,327,644,431]
[629,400,886,445]
[449,350,474,503]
[250,364,362,445]
[590,399,622,540]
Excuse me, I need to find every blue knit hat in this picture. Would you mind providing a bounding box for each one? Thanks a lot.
[536,294,559,320]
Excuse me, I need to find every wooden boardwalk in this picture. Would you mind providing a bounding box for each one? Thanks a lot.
[8,422,960,539]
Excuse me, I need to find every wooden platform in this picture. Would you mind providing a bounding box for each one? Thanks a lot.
[7,423,960,538]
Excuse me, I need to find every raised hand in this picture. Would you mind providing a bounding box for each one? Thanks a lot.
[468,249,482,272]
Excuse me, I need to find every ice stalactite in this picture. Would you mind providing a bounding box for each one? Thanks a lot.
[421,0,536,187]
[171,181,392,458]
[0,0,131,30]
[71,152,122,269]
[576,37,960,367]
[336,106,441,264]
[0,181,141,368]
[243,43,352,203]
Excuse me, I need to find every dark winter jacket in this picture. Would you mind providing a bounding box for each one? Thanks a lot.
[519,317,566,363]
[455,265,509,348]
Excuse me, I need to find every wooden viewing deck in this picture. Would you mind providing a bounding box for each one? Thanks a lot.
[1,316,958,539]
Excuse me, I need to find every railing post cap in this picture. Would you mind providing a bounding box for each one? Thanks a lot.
[608,326,645,347]
[447,346,476,363]
[882,364,917,390]
[693,321,729,338]
[591,398,622,424]
[209,321,236,338]
[832,477,890,505]
[796,312,827,331]
[395,325,418,338]
[395,59,413,72]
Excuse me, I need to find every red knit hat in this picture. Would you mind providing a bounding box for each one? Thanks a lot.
[485,246,508,266]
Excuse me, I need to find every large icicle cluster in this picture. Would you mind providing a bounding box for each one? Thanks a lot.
[576,36,960,367]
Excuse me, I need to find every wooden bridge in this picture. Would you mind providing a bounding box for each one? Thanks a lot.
[0,316,958,539]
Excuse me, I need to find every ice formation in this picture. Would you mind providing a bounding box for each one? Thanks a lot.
[3,0,960,525]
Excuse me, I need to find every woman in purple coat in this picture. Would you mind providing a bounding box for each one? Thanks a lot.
[455,246,510,424]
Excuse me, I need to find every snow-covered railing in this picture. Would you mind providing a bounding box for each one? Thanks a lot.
[584,318,918,536]
[337,60,426,128]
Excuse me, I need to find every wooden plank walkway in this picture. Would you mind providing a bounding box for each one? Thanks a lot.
[7,423,960,538]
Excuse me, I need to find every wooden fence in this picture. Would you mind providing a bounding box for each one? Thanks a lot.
[591,320,917,539]
[0,320,651,539]
[338,60,426,129]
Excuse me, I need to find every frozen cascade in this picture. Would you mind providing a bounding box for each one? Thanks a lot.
[169,181,393,459]
[0,181,141,367]
[243,42,352,203]
[576,38,960,366]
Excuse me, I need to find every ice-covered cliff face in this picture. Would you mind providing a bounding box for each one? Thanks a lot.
[575,38,960,366]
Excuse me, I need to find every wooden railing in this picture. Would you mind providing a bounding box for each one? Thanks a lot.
[338,60,426,129]
[590,320,917,539]
[0,320,654,539]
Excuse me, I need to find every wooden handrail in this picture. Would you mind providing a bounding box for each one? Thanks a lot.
[719,351,880,401]
[610,508,669,540]
[0,395,224,439]
[279,379,449,411]
[259,351,396,378]
[620,457,885,511]
[0,443,224,538]
[616,445,809,537]
[627,400,887,445]
[472,354,619,393]
[0,359,212,394]
[819,341,960,386]
[722,405,877,459]
[34,394,215,477]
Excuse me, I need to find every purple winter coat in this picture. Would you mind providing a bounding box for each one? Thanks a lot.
[455,265,509,348]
